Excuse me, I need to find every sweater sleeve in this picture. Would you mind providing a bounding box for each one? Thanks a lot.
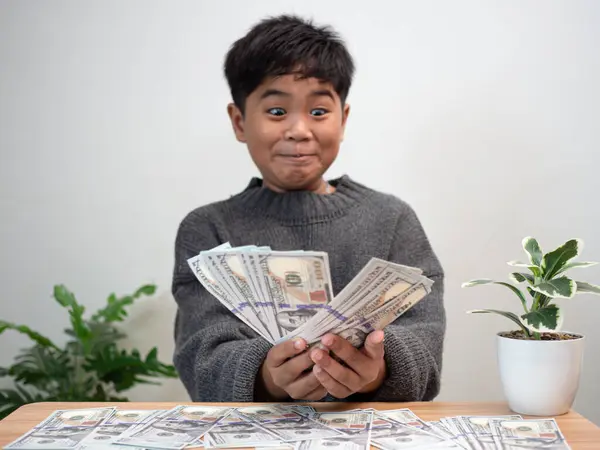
[171,210,272,402]
[356,202,446,402]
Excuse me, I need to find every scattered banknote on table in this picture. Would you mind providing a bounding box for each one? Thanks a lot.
[3,405,572,450]
[187,243,434,346]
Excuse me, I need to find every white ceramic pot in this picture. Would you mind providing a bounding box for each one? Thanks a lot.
[497,332,584,416]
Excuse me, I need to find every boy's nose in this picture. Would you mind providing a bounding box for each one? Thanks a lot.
[284,115,312,141]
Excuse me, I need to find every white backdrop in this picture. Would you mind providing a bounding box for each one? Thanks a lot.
[1,0,599,424]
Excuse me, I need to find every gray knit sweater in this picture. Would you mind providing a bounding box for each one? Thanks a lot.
[171,175,445,402]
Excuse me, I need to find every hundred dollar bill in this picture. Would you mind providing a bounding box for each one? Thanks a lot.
[286,405,317,416]
[188,244,272,341]
[293,260,428,345]
[80,410,163,446]
[370,419,458,450]
[206,247,275,342]
[306,280,432,346]
[376,409,447,439]
[202,411,280,448]
[425,420,457,442]
[235,405,304,424]
[238,406,343,442]
[255,251,333,337]
[5,408,115,449]
[490,418,571,450]
[458,415,522,450]
[441,417,473,450]
[255,446,295,450]
[239,250,281,341]
[116,405,231,449]
[289,258,389,341]
[297,435,369,450]
[312,411,373,436]
[202,246,273,340]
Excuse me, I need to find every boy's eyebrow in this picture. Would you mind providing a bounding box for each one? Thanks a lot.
[309,89,335,100]
[259,89,335,100]
[260,89,290,100]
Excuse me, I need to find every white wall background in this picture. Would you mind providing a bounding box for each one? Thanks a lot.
[1,0,599,423]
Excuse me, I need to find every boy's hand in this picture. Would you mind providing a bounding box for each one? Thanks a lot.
[258,338,328,401]
[309,330,386,398]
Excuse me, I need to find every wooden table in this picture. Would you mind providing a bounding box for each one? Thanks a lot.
[1,401,599,449]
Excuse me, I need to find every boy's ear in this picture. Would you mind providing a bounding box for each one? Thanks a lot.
[340,103,350,141]
[227,103,247,143]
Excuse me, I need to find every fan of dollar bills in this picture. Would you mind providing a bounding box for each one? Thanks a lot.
[187,243,434,346]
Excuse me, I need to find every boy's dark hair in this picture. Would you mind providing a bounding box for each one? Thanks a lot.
[224,15,355,113]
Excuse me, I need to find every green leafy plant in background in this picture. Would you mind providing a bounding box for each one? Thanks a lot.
[0,284,177,419]
[462,237,600,339]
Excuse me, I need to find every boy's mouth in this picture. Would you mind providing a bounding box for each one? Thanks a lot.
[276,153,318,164]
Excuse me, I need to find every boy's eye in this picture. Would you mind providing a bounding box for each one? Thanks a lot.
[310,108,329,117]
[267,107,286,116]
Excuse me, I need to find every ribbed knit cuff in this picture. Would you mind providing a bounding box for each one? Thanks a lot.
[354,328,433,402]
[232,337,272,402]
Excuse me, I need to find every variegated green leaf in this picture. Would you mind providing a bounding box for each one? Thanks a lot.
[462,279,493,287]
[575,281,600,295]
[555,261,598,276]
[510,272,534,285]
[507,261,542,278]
[462,279,527,312]
[541,239,582,279]
[529,276,576,298]
[523,237,543,266]
[467,309,531,335]
[521,305,561,331]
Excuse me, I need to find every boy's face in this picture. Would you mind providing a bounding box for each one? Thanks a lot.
[228,74,350,192]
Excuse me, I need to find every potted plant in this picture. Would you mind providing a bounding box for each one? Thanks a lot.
[462,237,600,416]
[0,284,178,419]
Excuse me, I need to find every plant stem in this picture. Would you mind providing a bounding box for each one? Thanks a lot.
[531,292,540,310]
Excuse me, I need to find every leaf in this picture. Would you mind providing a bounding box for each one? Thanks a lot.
[145,347,158,364]
[92,294,134,323]
[53,284,79,308]
[507,261,542,278]
[92,284,156,324]
[0,321,60,350]
[461,279,528,312]
[8,346,71,392]
[529,276,576,298]
[556,261,599,276]
[509,272,534,285]
[54,286,92,350]
[541,239,583,280]
[134,285,156,298]
[467,309,531,336]
[523,237,543,266]
[521,305,561,331]
[84,344,177,393]
[575,281,600,295]
[0,387,30,420]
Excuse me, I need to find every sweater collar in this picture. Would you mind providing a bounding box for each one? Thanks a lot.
[230,175,374,224]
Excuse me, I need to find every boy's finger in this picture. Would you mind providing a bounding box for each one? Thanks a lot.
[276,351,314,386]
[267,338,307,367]
[286,372,322,400]
[319,334,369,373]
[302,385,328,401]
[313,365,352,399]
[310,348,361,392]
[362,330,385,361]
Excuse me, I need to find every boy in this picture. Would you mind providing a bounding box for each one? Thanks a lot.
[171,15,445,402]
